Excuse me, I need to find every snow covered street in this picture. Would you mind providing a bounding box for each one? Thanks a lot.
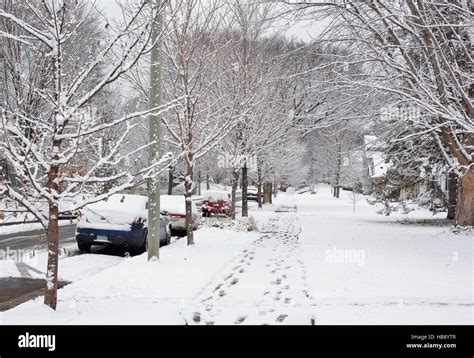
[1,185,472,325]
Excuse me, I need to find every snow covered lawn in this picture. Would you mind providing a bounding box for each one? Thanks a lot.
[294,185,473,324]
[1,184,472,325]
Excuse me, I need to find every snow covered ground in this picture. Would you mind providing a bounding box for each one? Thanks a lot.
[1,184,472,325]
[0,243,123,282]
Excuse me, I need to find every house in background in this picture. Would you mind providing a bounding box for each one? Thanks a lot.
[362,135,389,194]
[362,136,453,215]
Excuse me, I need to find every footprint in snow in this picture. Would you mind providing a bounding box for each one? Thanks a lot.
[235,316,246,324]
[193,312,201,323]
[276,314,288,323]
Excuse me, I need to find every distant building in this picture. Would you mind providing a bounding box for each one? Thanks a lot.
[362,135,390,194]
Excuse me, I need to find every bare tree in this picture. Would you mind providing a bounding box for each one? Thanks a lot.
[160,0,238,245]
[286,1,473,225]
[0,0,175,309]
[219,1,289,218]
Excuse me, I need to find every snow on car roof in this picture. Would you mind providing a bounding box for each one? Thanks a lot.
[203,190,230,201]
[86,194,147,213]
[161,195,197,215]
[79,194,147,227]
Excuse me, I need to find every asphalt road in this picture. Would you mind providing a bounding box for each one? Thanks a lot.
[0,278,68,312]
[0,224,98,311]
[0,224,77,251]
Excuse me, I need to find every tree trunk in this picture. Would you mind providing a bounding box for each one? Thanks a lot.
[257,183,262,208]
[263,182,272,204]
[334,136,342,199]
[198,170,201,196]
[455,167,474,226]
[242,164,248,217]
[44,202,59,310]
[231,170,240,220]
[447,171,457,220]
[44,30,62,310]
[257,163,263,208]
[206,169,210,190]
[185,156,194,245]
[168,168,173,195]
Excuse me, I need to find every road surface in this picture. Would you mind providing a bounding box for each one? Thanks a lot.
[0,225,77,311]
[0,224,77,251]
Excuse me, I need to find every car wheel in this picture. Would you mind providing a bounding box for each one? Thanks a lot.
[138,230,148,254]
[78,242,91,253]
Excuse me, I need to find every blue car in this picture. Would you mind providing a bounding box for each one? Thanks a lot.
[75,194,171,253]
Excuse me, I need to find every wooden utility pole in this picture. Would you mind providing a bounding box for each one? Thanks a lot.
[148,0,163,261]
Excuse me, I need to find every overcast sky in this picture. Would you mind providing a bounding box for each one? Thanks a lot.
[97,0,327,42]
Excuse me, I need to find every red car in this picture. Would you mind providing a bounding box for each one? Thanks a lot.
[202,190,231,217]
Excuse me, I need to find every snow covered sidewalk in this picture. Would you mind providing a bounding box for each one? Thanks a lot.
[185,212,315,325]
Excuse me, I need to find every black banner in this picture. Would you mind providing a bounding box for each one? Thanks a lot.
[0,325,473,356]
